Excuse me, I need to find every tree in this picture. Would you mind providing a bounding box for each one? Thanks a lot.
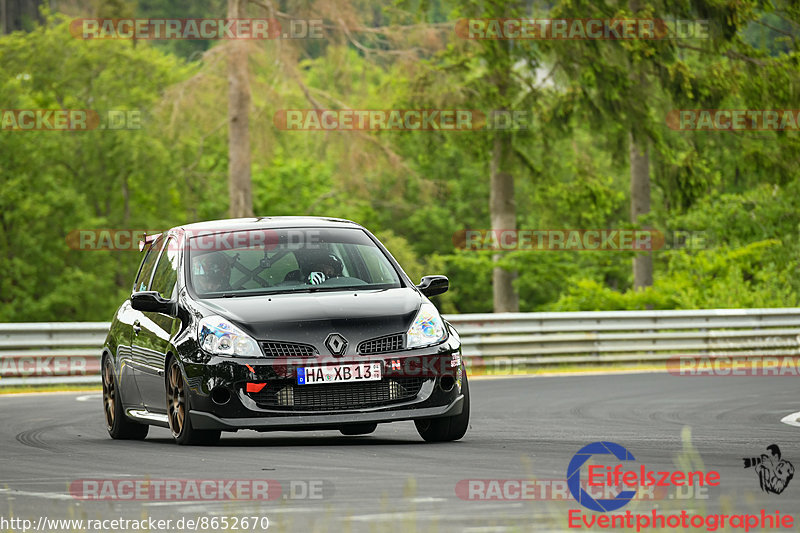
[0,12,188,320]
[405,0,541,312]
[630,132,652,289]
[544,0,761,290]
[0,0,43,34]
[227,0,254,218]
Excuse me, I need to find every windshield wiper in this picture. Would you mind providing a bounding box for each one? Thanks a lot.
[207,285,394,298]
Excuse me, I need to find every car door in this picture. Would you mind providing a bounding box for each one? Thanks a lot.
[130,235,181,411]
[120,236,164,408]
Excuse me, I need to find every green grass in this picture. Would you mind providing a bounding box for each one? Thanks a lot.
[0,384,101,395]
[468,362,666,377]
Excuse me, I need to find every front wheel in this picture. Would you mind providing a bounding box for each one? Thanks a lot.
[167,357,221,446]
[415,370,470,442]
[102,356,148,440]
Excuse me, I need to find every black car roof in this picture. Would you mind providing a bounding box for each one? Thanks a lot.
[175,216,364,234]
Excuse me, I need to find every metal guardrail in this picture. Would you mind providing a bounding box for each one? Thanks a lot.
[0,322,107,386]
[446,308,800,369]
[1,308,799,386]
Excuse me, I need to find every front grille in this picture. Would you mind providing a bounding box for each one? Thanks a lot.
[358,334,404,354]
[260,341,318,358]
[246,377,427,411]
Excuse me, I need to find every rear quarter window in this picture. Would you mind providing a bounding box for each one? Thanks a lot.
[150,237,179,298]
[133,237,163,292]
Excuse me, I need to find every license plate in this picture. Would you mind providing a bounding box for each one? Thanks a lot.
[297,363,382,385]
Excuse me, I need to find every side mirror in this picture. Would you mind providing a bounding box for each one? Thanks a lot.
[131,291,174,315]
[416,275,449,297]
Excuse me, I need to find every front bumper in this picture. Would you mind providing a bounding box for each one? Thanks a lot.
[179,333,464,429]
[190,393,465,431]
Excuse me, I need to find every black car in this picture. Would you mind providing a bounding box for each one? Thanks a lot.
[101,217,469,445]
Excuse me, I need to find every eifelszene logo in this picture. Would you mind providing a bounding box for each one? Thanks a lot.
[743,444,794,494]
[567,441,720,512]
[567,442,637,512]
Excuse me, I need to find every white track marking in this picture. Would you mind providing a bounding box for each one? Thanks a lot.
[142,503,213,508]
[0,488,73,500]
[347,505,526,523]
[780,411,800,427]
[0,390,98,398]
[76,394,102,402]
[347,512,416,522]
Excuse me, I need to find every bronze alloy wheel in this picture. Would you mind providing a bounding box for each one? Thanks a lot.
[167,362,186,436]
[102,358,116,430]
[101,357,149,440]
[165,357,220,445]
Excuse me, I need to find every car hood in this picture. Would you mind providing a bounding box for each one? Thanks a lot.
[195,287,423,352]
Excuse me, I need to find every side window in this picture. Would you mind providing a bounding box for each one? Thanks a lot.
[150,237,179,299]
[133,237,163,292]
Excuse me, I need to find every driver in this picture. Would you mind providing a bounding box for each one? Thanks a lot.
[307,254,344,285]
[194,253,232,293]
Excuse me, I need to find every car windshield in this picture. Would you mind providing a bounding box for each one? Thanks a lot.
[187,227,402,298]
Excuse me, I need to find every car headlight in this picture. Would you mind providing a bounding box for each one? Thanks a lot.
[406,303,447,349]
[197,315,261,357]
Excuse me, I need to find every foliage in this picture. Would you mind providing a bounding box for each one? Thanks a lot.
[0,2,799,321]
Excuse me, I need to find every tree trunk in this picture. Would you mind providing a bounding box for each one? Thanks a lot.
[630,131,652,289]
[490,134,519,312]
[227,0,253,218]
[1,0,7,35]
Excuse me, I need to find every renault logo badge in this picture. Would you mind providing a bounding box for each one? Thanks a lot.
[325,333,348,356]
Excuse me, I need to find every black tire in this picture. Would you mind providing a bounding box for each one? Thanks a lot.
[415,370,470,442]
[340,423,377,436]
[167,357,221,446]
[102,356,149,440]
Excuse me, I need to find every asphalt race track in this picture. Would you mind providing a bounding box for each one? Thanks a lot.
[2,373,800,532]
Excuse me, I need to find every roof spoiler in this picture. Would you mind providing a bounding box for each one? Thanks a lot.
[137,232,160,252]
